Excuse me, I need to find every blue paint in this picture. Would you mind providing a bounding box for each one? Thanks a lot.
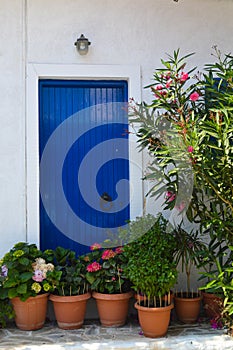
[39,80,129,255]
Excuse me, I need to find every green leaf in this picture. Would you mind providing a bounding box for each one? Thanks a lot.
[20,272,33,283]
[17,283,27,294]
[18,257,30,266]
[86,272,95,285]
[8,288,18,299]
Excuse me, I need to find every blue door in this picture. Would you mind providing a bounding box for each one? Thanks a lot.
[39,80,129,255]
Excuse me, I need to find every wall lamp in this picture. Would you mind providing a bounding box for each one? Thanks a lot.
[74,34,91,55]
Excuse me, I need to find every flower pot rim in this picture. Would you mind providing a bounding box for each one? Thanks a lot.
[174,294,202,301]
[134,301,174,312]
[12,293,49,302]
[92,291,133,300]
[49,292,91,302]
[201,291,223,298]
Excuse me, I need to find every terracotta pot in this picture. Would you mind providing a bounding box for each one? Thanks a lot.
[174,293,202,323]
[202,291,223,319]
[92,291,133,327]
[11,293,49,331]
[49,292,91,329]
[135,302,174,338]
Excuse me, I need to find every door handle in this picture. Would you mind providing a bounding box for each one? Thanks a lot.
[101,192,112,202]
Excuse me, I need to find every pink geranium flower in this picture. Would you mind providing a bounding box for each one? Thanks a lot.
[190,92,200,101]
[86,262,102,272]
[90,243,102,251]
[102,249,116,260]
[115,247,123,254]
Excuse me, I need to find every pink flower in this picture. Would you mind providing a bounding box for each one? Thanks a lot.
[210,318,223,329]
[166,79,172,89]
[180,72,189,82]
[115,247,123,254]
[101,249,116,260]
[161,90,167,96]
[155,84,163,90]
[165,191,176,202]
[189,92,200,101]
[187,145,194,153]
[32,269,44,282]
[86,262,102,272]
[90,243,102,251]
[112,277,116,281]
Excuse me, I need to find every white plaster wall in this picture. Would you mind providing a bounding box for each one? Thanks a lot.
[0,0,26,255]
[0,0,233,261]
[26,0,233,97]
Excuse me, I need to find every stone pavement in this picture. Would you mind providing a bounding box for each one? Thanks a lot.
[1,318,233,350]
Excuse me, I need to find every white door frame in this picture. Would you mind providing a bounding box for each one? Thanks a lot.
[26,63,143,247]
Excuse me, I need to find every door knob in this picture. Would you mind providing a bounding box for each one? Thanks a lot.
[101,192,112,202]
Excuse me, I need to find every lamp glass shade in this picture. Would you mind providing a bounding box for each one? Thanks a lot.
[75,35,90,55]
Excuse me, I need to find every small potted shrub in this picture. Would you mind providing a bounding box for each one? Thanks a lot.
[123,214,178,338]
[85,243,132,327]
[49,246,91,329]
[0,242,58,330]
[198,234,225,320]
[173,226,206,323]
[206,245,233,334]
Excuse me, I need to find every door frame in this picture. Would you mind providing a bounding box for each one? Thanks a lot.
[26,63,143,247]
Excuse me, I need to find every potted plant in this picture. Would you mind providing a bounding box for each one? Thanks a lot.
[198,233,226,320]
[209,245,233,334]
[0,267,14,328]
[85,243,132,327]
[172,225,207,323]
[123,214,178,338]
[198,244,233,332]
[129,48,233,328]
[49,246,91,330]
[0,242,58,330]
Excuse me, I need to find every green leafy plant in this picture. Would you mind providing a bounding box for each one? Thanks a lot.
[129,48,233,242]
[51,246,90,296]
[0,299,14,328]
[129,47,233,329]
[0,242,59,301]
[0,269,14,327]
[199,245,233,332]
[85,244,131,294]
[173,225,207,296]
[198,231,229,291]
[123,214,178,307]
